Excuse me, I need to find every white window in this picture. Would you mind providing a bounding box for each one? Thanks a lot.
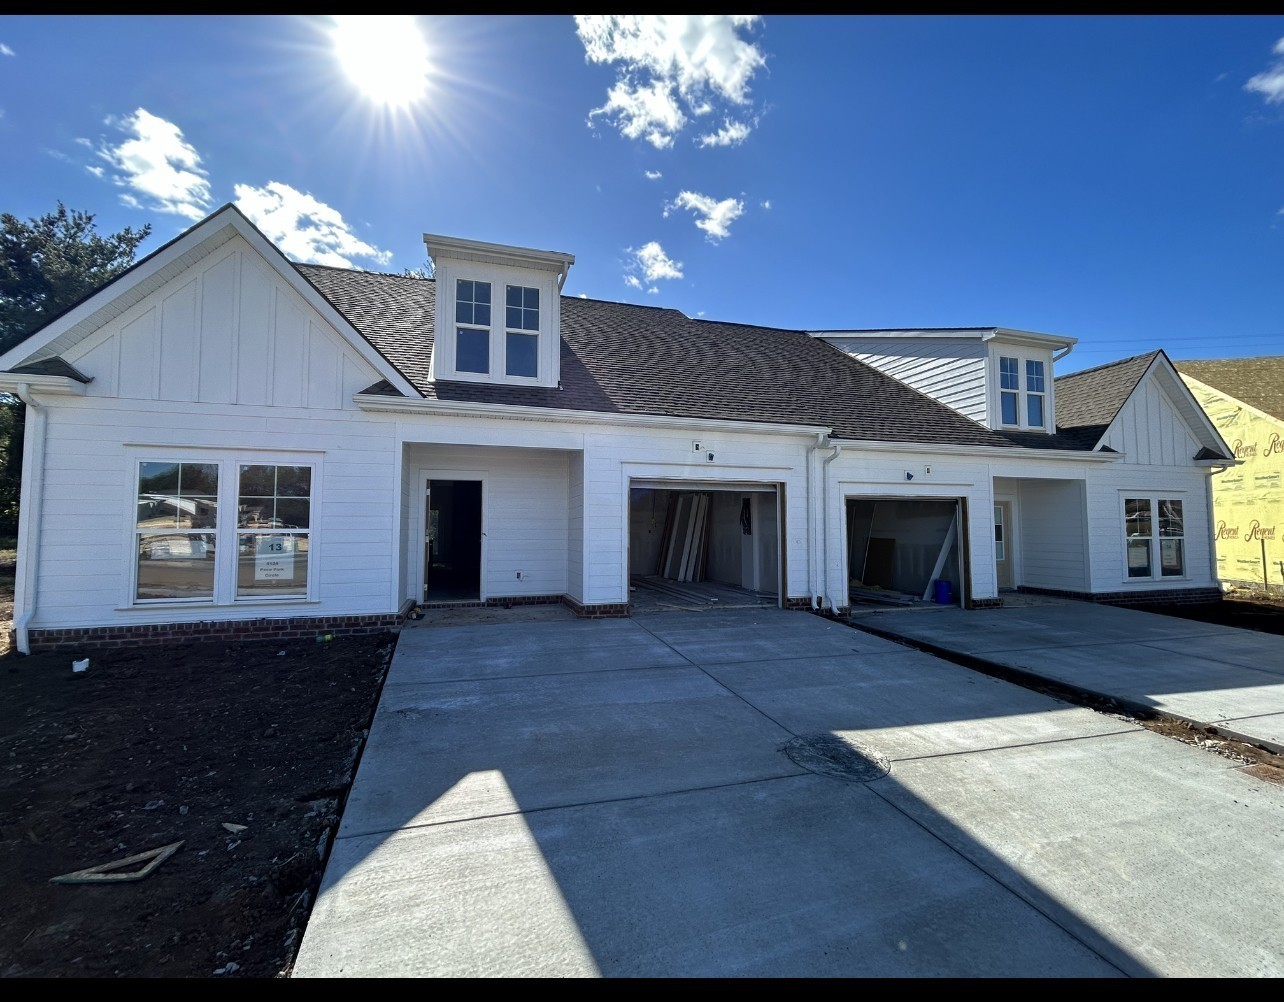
[133,457,316,605]
[1124,497,1184,579]
[455,279,491,374]
[997,355,1048,430]
[505,284,539,378]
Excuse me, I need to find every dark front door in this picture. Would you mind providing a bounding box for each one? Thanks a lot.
[425,480,482,602]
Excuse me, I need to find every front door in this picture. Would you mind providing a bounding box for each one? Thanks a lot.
[994,500,1013,590]
[424,480,483,602]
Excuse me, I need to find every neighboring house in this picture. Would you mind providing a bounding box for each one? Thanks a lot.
[0,204,1232,653]
[1176,357,1284,591]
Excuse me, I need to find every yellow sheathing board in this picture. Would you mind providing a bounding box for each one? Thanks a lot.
[1184,379,1283,588]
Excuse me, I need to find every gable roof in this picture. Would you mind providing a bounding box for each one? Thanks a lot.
[1173,356,1284,422]
[1033,351,1163,450]
[0,204,420,399]
[296,265,1026,449]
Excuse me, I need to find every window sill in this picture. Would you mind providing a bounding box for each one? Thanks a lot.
[118,599,321,612]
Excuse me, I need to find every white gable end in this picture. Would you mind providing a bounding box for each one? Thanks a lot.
[1100,369,1202,465]
[59,236,384,410]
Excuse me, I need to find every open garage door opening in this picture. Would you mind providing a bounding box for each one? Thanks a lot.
[629,483,781,611]
[847,498,964,607]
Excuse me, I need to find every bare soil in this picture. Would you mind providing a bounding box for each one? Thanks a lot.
[0,631,393,978]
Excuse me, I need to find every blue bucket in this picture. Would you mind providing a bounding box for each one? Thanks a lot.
[933,580,953,605]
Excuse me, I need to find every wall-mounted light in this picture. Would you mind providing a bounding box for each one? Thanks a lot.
[905,472,914,481]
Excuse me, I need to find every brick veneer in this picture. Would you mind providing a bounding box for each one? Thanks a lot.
[24,611,404,653]
[561,596,631,618]
[1017,585,1222,607]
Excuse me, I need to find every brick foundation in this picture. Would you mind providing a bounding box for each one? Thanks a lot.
[419,594,564,610]
[968,597,1005,609]
[24,611,404,654]
[783,596,814,610]
[561,596,631,618]
[1017,585,1223,607]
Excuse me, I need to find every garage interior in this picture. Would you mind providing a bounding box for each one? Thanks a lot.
[847,498,962,606]
[629,485,780,611]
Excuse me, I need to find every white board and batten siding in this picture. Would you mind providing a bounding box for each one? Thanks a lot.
[823,337,990,424]
[1082,372,1217,591]
[63,236,380,411]
[29,236,405,631]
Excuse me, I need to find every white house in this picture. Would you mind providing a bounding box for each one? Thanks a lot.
[0,204,1233,653]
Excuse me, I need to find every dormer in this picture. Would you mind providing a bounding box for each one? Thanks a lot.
[425,234,575,389]
[813,327,1076,433]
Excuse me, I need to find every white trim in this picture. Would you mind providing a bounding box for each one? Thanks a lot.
[1119,491,1190,584]
[837,438,1119,462]
[0,373,86,396]
[993,494,1018,589]
[423,233,575,275]
[808,327,1076,350]
[358,392,833,438]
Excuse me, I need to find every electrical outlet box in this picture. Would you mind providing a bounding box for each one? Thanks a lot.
[706,451,715,463]
[515,570,523,580]
[924,465,932,475]
[692,441,702,452]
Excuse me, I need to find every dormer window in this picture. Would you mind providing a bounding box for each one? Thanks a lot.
[456,280,492,374]
[425,233,574,389]
[505,285,539,377]
[998,354,1048,430]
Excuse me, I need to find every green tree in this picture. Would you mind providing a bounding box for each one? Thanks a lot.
[0,204,152,533]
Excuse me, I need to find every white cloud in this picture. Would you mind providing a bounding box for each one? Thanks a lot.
[0,43,14,57]
[1245,37,1284,104]
[577,15,766,149]
[645,169,663,180]
[96,109,212,220]
[665,190,745,241]
[234,182,392,268]
[696,119,751,148]
[761,199,772,210]
[578,292,588,298]
[626,241,684,290]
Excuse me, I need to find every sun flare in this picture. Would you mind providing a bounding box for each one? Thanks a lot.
[332,15,431,108]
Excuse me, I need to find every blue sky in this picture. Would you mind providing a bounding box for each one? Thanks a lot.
[2,14,1282,372]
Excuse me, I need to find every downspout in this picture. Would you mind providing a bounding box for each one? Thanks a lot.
[821,443,844,611]
[807,433,825,609]
[13,384,46,655]
[1207,464,1229,594]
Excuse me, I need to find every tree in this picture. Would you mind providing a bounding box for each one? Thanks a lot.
[0,204,152,533]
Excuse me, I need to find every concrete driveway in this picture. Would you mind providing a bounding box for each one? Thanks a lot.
[294,607,1284,978]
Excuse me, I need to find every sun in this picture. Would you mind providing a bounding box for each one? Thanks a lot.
[331,16,432,109]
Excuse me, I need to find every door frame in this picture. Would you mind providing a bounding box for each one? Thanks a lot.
[993,494,1018,590]
[416,469,488,603]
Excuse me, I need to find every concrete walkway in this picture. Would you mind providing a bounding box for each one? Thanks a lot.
[850,598,1284,753]
[294,607,1284,978]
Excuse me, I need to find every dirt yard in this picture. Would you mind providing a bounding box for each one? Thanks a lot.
[0,580,1281,978]
[0,629,393,977]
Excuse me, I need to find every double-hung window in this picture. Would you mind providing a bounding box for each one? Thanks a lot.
[133,457,315,604]
[998,355,1048,431]
[455,279,491,374]
[1124,497,1185,579]
[505,285,539,378]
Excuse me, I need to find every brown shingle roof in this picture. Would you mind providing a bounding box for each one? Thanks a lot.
[1174,356,1284,421]
[296,265,1024,449]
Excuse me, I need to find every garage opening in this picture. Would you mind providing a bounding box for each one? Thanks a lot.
[629,483,780,611]
[847,498,963,606]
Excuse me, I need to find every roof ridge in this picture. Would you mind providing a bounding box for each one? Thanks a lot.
[1058,349,1160,382]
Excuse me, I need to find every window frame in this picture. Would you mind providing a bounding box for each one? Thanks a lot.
[125,451,321,609]
[504,283,540,378]
[1121,494,1186,582]
[994,351,1051,432]
[454,278,492,375]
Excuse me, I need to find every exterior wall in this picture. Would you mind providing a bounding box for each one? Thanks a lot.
[1100,376,1201,464]
[579,426,813,605]
[823,337,989,424]
[63,236,381,411]
[403,443,571,602]
[1082,462,1216,594]
[1011,478,1089,591]
[1182,379,1283,590]
[568,452,585,602]
[28,393,399,632]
